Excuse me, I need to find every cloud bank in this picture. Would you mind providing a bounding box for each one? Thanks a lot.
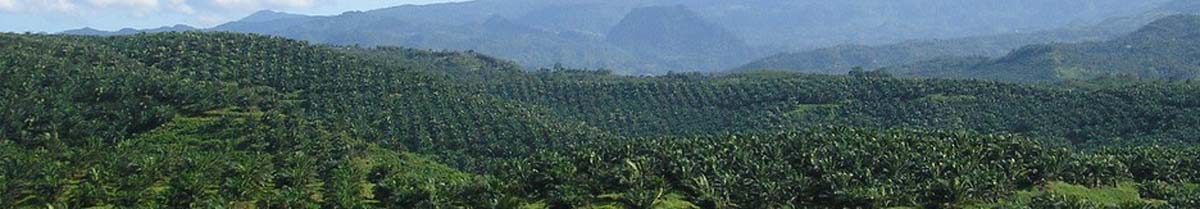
[0,0,462,32]
[0,0,317,14]
[0,0,79,13]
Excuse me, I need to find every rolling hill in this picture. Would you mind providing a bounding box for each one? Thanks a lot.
[734,0,1200,75]
[3,32,1200,208]
[891,15,1200,82]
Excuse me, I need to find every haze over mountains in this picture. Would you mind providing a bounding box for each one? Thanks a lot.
[62,0,1176,75]
[737,0,1200,76]
[889,15,1200,83]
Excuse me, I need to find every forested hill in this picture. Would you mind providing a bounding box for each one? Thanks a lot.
[3,32,1200,208]
[892,15,1200,83]
[733,0,1200,76]
[604,5,759,72]
[60,25,197,36]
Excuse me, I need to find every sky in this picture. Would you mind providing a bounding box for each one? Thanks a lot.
[0,0,468,33]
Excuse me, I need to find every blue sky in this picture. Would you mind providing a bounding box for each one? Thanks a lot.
[0,0,467,33]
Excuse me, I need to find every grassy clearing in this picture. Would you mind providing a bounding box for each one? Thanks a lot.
[963,181,1165,209]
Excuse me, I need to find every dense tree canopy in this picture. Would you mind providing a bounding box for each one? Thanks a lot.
[2,32,1198,208]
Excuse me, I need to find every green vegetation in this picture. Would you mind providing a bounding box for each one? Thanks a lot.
[1042,182,1146,205]
[2,32,1199,208]
[891,15,1200,83]
[965,181,1167,208]
[741,14,1200,84]
[0,112,507,208]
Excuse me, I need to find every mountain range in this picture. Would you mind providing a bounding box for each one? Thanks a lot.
[736,0,1200,75]
[889,15,1200,82]
[61,0,1173,75]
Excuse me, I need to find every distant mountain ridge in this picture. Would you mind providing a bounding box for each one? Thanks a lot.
[60,0,1174,74]
[239,10,309,22]
[61,24,196,36]
[605,5,759,72]
[734,0,1200,75]
[890,15,1200,82]
[607,5,746,54]
[210,4,758,75]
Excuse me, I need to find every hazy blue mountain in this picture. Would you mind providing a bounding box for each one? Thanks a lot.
[59,28,113,36]
[686,0,1171,48]
[605,5,759,72]
[735,0,1200,75]
[891,15,1200,83]
[210,10,312,34]
[607,6,747,53]
[733,30,1119,74]
[60,25,196,36]
[239,10,309,22]
[59,0,1174,74]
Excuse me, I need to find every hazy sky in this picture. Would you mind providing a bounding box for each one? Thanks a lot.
[0,0,467,32]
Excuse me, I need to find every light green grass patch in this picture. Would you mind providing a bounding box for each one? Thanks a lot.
[919,94,978,103]
[584,193,699,209]
[785,103,841,118]
[965,181,1163,208]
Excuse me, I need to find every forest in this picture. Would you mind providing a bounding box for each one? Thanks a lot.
[738,10,1200,82]
[2,32,1200,208]
[884,15,1200,83]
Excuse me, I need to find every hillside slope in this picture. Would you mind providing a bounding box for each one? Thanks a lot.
[734,0,1200,75]
[3,32,1200,208]
[605,5,759,72]
[0,33,539,208]
[893,15,1200,82]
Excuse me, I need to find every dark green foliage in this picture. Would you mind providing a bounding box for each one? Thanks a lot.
[485,70,1200,144]
[1099,146,1200,183]
[0,32,558,208]
[505,128,1054,208]
[1139,181,1200,207]
[2,32,1199,208]
[0,34,218,146]
[0,113,507,208]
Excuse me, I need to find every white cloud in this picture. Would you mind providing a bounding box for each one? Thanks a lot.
[209,0,314,11]
[268,0,311,8]
[196,13,227,25]
[0,0,331,16]
[209,0,251,9]
[0,0,17,12]
[167,0,192,14]
[47,0,79,12]
[4,0,80,13]
[87,0,157,9]
[87,0,159,16]
[0,0,203,14]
